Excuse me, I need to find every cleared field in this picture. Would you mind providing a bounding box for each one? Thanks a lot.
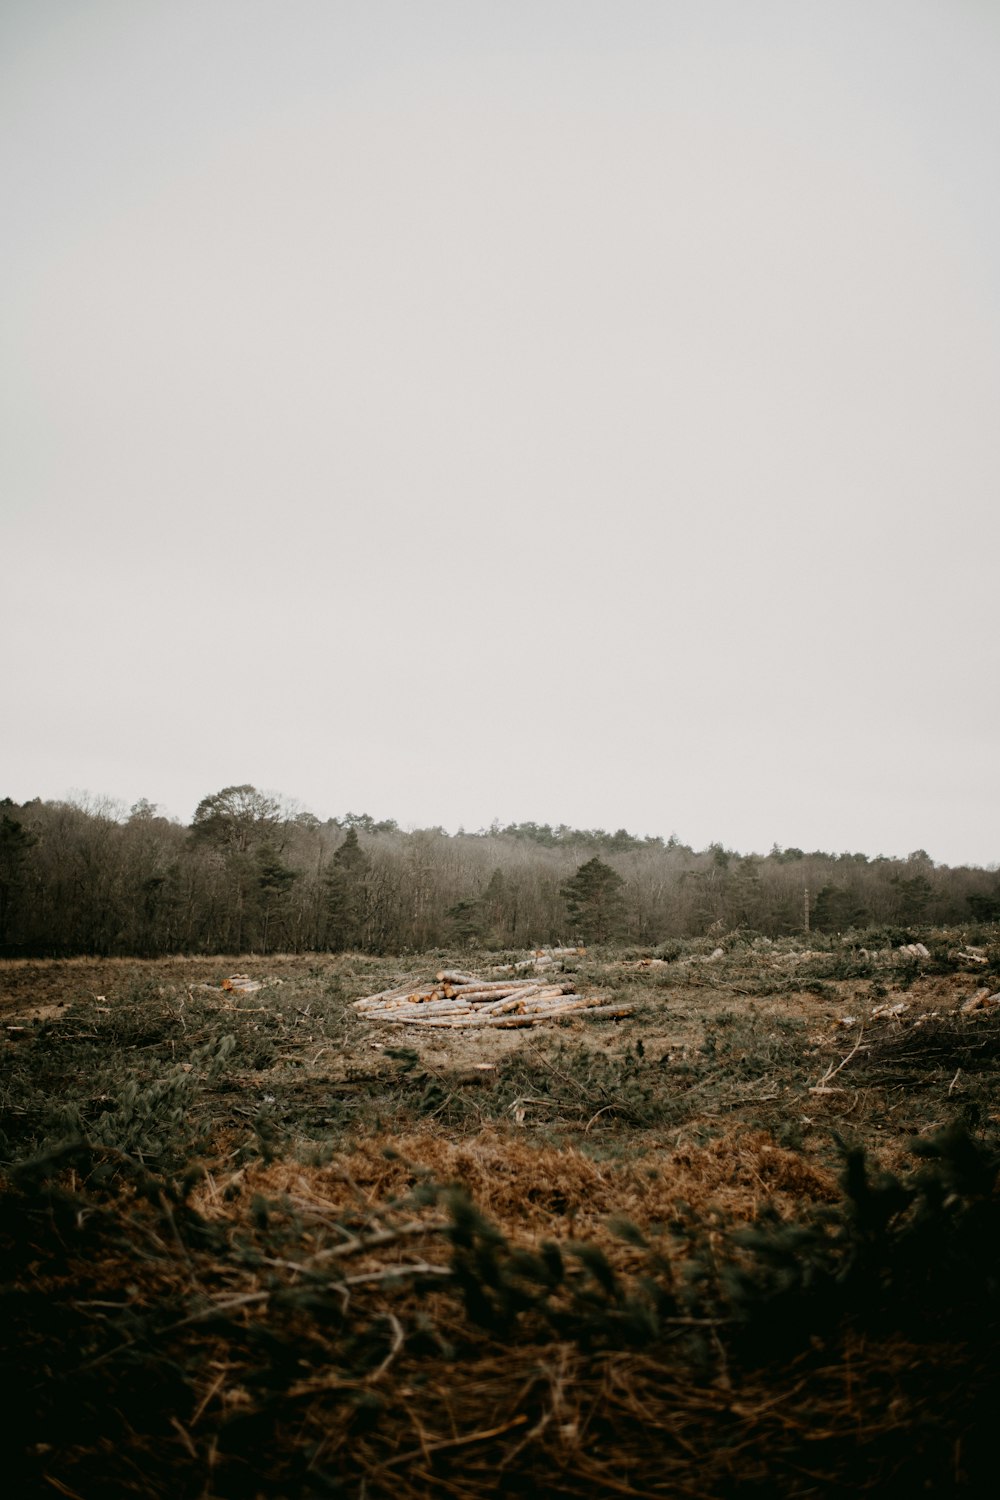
[2,937,998,1497]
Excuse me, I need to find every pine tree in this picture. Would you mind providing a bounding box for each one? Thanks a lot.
[813,883,868,932]
[445,897,486,946]
[0,812,37,947]
[323,829,369,950]
[256,844,298,953]
[560,857,626,943]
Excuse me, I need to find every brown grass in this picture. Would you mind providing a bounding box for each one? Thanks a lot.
[3,946,997,1497]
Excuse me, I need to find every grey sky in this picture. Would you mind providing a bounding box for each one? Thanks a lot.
[2,1,998,865]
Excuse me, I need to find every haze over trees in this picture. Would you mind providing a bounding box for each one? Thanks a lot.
[0,787,997,957]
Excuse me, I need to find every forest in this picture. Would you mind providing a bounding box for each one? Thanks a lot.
[2,784,998,956]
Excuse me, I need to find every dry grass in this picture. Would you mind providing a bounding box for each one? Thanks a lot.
[2,941,998,1497]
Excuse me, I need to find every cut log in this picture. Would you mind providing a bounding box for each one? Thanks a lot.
[373,1006,475,1024]
[356,991,441,1012]
[477,986,576,1014]
[475,987,544,1013]
[443,986,517,1002]
[475,995,532,1016]
[412,1013,539,1029]
[451,979,538,994]
[517,997,591,1014]
[438,981,554,1003]
[353,985,425,1010]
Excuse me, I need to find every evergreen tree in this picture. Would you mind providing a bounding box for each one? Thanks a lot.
[323,828,369,950]
[560,857,626,943]
[813,883,868,932]
[445,897,486,946]
[891,872,933,925]
[968,888,1000,922]
[0,811,37,947]
[481,867,515,945]
[256,844,298,953]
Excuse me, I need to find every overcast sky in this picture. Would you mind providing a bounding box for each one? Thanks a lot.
[2,1,998,865]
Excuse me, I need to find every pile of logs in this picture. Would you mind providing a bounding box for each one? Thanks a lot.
[352,970,633,1029]
[221,974,262,994]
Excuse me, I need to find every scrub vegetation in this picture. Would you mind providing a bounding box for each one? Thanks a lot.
[2,931,999,1497]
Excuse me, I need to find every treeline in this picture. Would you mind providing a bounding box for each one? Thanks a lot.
[1,785,998,957]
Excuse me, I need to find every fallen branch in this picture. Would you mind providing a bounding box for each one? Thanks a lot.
[810,1029,866,1093]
